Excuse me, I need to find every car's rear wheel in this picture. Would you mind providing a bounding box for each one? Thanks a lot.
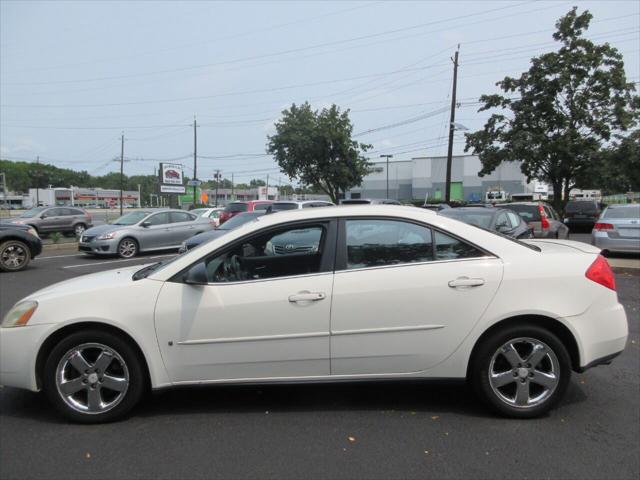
[74,223,87,237]
[117,238,138,258]
[470,324,571,418]
[0,240,32,272]
[43,330,145,423]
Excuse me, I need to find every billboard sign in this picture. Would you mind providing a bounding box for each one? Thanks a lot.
[160,163,184,185]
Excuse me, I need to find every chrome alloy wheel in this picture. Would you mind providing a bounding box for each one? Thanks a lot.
[488,337,560,409]
[74,224,86,236]
[55,343,129,414]
[1,242,28,270]
[118,239,137,258]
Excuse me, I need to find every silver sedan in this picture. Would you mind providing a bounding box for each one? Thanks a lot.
[79,209,215,258]
[591,204,640,254]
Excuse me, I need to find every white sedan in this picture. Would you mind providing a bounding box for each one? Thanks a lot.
[0,206,628,422]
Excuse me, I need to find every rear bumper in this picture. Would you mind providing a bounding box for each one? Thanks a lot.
[592,232,640,253]
[576,350,623,373]
[564,301,628,369]
[564,218,597,228]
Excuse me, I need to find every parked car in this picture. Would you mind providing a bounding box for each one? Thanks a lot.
[439,207,533,239]
[421,203,451,211]
[218,200,273,225]
[271,200,335,211]
[1,206,93,236]
[190,207,224,227]
[591,204,640,255]
[0,205,627,422]
[504,202,569,239]
[563,200,602,231]
[340,198,402,205]
[179,211,269,253]
[79,209,214,258]
[0,224,42,272]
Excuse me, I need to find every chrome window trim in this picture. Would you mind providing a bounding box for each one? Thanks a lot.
[336,255,500,275]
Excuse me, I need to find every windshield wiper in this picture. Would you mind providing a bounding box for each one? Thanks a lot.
[132,262,162,280]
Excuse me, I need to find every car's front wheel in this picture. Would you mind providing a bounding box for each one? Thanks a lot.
[117,238,138,258]
[43,329,146,423]
[0,240,32,272]
[470,324,571,418]
[74,223,87,237]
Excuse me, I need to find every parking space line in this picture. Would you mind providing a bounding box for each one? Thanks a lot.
[62,254,175,269]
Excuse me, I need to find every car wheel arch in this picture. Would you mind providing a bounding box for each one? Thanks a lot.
[35,321,151,392]
[466,314,581,377]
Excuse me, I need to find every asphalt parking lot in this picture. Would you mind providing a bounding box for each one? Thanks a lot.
[0,245,638,480]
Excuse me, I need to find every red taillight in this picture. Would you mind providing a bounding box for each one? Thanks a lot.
[594,222,614,231]
[585,255,616,291]
[538,204,549,230]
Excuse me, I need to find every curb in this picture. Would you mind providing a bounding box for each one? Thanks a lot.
[42,243,79,252]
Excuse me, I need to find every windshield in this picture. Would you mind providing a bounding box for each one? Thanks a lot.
[505,204,541,221]
[112,211,149,225]
[219,212,263,229]
[19,207,48,218]
[439,209,494,229]
[603,205,640,219]
[224,203,248,213]
[272,203,298,211]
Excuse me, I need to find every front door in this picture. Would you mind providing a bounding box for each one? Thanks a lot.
[38,207,67,233]
[154,219,337,383]
[137,212,172,250]
[330,218,503,375]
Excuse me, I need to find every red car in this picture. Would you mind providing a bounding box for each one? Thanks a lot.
[165,169,180,179]
[218,200,273,225]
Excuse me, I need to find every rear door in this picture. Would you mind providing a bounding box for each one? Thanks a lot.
[330,218,503,375]
[169,211,199,245]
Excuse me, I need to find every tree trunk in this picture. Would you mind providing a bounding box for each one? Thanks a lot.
[551,179,564,216]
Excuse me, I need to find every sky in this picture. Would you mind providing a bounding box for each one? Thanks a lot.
[1,0,638,186]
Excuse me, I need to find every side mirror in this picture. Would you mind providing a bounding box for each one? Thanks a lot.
[184,262,208,285]
[40,214,48,219]
[496,223,510,233]
[141,221,151,228]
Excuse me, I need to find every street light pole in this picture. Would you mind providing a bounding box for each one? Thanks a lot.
[380,154,393,199]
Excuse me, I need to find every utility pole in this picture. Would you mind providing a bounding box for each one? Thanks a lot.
[445,45,460,204]
[36,155,40,207]
[231,173,235,201]
[119,133,125,216]
[215,170,220,207]
[193,116,198,208]
[380,154,393,199]
[265,174,269,200]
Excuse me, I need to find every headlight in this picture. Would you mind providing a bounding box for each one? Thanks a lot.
[97,232,117,240]
[1,301,38,328]
[27,227,39,238]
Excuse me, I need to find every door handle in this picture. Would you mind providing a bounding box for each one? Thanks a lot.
[448,277,485,288]
[288,291,326,303]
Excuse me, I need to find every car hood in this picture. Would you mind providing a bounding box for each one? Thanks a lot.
[83,224,129,236]
[24,264,152,302]
[0,218,31,225]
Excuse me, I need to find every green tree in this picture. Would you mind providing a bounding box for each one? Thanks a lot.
[465,8,638,214]
[582,129,640,194]
[267,102,372,203]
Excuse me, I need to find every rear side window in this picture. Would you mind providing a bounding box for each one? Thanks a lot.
[225,203,248,213]
[434,231,486,260]
[345,219,433,269]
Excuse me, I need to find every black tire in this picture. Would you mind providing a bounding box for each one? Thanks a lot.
[469,324,571,418]
[0,240,32,272]
[42,329,146,423]
[74,223,87,237]
[117,237,138,258]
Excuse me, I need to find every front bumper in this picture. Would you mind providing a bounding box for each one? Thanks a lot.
[0,323,53,391]
[592,231,640,253]
[78,239,118,255]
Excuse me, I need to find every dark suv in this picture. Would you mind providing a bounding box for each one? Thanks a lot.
[2,206,93,236]
[564,200,602,231]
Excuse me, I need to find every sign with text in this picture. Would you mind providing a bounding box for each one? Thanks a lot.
[160,163,184,185]
[160,185,186,194]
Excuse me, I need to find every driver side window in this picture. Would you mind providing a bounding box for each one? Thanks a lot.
[146,212,170,226]
[205,223,327,283]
